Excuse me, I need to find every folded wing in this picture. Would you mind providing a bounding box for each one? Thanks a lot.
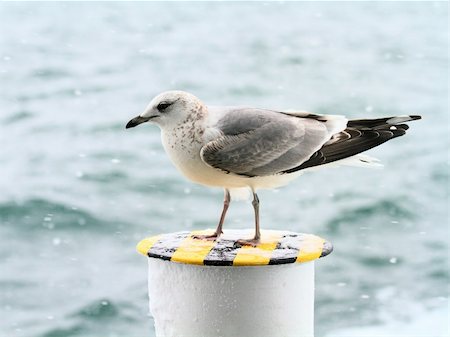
[200,108,347,177]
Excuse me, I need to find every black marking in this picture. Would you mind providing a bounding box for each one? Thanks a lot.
[148,252,172,261]
[203,239,241,266]
[147,231,190,261]
[268,256,297,265]
[268,234,300,265]
[320,241,334,258]
[203,259,234,266]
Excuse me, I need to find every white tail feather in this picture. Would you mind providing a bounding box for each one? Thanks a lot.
[302,154,383,173]
[340,154,383,168]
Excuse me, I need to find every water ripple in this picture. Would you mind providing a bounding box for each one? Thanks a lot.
[326,198,416,232]
[0,199,109,232]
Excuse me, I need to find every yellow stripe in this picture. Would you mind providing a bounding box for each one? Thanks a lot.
[170,230,217,265]
[296,235,325,263]
[233,231,283,266]
[136,235,162,256]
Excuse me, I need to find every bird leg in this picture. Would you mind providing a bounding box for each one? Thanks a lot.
[237,192,261,247]
[193,189,230,241]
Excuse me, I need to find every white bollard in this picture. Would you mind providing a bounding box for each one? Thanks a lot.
[137,229,333,337]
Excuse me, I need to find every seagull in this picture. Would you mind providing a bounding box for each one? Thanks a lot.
[126,91,420,245]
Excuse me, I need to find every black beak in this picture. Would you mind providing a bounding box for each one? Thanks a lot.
[126,116,151,129]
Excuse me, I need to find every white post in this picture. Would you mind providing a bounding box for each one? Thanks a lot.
[137,229,332,337]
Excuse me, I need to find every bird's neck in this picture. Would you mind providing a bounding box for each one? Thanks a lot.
[162,121,206,157]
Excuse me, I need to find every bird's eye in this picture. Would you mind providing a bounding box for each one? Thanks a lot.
[157,102,172,112]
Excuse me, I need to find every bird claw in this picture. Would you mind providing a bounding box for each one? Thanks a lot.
[192,233,221,241]
[236,238,260,247]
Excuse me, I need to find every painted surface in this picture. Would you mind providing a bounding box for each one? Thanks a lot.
[137,229,332,266]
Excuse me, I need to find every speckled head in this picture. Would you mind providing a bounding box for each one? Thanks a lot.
[126,91,206,130]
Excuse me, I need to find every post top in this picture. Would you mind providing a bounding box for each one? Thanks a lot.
[137,229,332,266]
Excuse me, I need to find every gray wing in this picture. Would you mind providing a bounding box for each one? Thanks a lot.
[200,108,337,177]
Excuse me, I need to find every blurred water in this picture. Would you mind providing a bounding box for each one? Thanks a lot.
[0,2,448,337]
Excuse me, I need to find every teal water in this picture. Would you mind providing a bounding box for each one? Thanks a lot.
[0,2,448,337]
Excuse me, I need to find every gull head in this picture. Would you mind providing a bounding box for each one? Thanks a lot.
[126,90,205,130]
